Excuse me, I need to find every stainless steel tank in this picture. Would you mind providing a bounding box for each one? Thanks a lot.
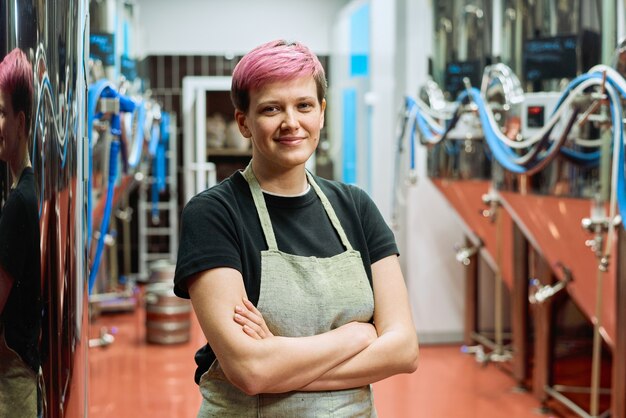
[2,1,89,417]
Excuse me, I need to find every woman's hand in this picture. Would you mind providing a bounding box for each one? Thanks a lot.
[189,268,383,394]
[233,298,274,339]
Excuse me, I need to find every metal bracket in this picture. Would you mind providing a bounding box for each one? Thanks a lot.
[529,263,573,304]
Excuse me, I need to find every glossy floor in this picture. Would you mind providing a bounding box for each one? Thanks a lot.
[89,302,575,418]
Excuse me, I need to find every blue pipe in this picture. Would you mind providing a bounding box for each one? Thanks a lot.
[87,82,137,292]
[87,81,137,248]
[410,73,607,173]
[157,112,169,194]
[466,76,605,173]
[148,122,160,157]
[605,82,626,229]
[410,68,626,228]
[128,101,146,168]
[88,139,120,295]
[151,112,170,221]
[409,109,416,171]
[87,80,115,250]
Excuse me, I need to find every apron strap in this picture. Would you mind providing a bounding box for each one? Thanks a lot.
[242,164,279,250]
[305,171,354,251]
[242,162,354,252]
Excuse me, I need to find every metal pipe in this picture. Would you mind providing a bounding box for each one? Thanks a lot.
[514,0,523,76]
[501,7,514,66]
[616,0,626,42]
[589,97,612,416]
[552,384,612,395]
[494,203,504,355]
[544,385,607,418]
[548,0,557,36]
[454,241,481,265]
[457,0,467,61]
[590,254,606,416]
[469,332,512,352]
[492,0,503,59]
[436,17,451,86]
[602,0,617,65]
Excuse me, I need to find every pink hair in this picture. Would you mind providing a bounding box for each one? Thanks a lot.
[231,40,327,112]
[0,48,34,128]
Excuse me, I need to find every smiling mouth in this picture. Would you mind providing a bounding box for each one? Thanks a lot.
[276,137,304,144]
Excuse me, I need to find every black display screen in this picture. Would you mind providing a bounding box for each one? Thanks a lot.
[89,32,115,67]
[120,54,137,81]
[444,60,482,98]
[526,105,545,128]
[523,35,578,82]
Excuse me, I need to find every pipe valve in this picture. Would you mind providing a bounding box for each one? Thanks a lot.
[454,243,480,265]
[481,189,499,220]
[407,170,418,185]
[529,266,572,304]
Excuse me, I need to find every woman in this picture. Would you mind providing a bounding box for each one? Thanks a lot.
[174,39,418,417]
[0,48,42,417]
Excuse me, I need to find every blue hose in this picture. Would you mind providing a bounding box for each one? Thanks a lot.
[88,139,120,295]
[407,95,446,144]
[605,80,626,229]
[410,73,607,173]
[128,101,146,168]
[148,122,160,157]
[409,110,416,171]
[151,112,170,221]
[409,68,626,227]
[466,79,602,173]
[87,82,137,292]
[87,82,137,248]
[87,80,116,250]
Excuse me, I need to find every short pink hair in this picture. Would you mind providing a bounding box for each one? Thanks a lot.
[231,40,327,112]
[0,48,34,129]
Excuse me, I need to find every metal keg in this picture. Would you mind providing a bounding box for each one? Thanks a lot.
[145,282,191,344]
[148,259,176,284]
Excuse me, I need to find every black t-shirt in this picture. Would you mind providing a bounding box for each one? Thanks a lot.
[174,170,398,384]
[0,167,42,373]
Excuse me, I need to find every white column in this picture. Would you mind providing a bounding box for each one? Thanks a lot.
[369,0,396,221]
[398,0,465,343]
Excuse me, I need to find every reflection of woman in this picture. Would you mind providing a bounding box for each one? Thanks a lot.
[175,40,418,416]
[0,48,42,417]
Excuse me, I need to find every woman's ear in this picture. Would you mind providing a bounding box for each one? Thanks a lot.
[319,98,326,129]
[17,111,27,138]
[235,110,251,138]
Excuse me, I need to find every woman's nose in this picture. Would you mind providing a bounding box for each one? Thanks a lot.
[280,109,299,130]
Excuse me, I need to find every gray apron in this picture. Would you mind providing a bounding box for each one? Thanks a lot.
[0,324,38,417]
[197,164,377,417]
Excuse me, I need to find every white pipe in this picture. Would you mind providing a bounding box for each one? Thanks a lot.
[617,0,626,42]
[492,0,503,59]
[602,0,617,65]
[414,76,607,150]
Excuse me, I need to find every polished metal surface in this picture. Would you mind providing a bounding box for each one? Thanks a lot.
[428,136,492,181]
[2,1,89,417]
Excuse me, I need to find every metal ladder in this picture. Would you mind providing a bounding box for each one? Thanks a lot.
[137,114,178,282]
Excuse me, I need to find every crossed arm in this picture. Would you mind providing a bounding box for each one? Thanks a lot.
[187,254,418,395]
[0,264,14,314]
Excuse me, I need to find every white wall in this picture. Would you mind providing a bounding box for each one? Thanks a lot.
[134,0,349,56]
[133,0,466,343]
[393,0,465,344]
[329,0,396,220]
[368,0,397,221]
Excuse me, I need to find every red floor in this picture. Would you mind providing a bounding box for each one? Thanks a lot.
[88,302,572,418]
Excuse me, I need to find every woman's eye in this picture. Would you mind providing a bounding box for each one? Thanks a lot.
[262,106,279,114]
[298,102,313,110]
